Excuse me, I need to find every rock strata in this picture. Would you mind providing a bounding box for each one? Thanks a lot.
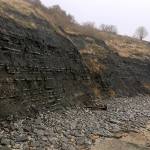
[0,16,93,117]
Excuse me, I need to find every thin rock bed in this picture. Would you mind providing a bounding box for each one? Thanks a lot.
[0,95,150,150]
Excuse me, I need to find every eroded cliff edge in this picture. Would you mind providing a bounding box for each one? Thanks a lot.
[66,32,150,97]
[0,0,94,117]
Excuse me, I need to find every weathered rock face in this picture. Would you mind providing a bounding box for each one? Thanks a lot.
[0,16,93,118]
[68,33,150,97]
[0,0,150,118]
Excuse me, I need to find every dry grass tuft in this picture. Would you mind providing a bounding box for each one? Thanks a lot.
[143,83,150,90]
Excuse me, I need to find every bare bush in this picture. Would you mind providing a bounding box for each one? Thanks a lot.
[80,22,97,35]
[48,5,75,28]
[26,0,42,6]
[134,26,148,40]
[99,24,118,34]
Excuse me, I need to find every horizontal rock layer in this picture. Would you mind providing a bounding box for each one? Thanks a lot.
[0,16,93,117]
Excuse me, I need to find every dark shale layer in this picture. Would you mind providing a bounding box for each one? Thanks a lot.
[0,15,94,117]
[0,0,150,118]
[67,33,150,97]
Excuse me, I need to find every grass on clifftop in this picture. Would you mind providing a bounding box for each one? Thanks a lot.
[0,0,57,30]
[1,0,150,60]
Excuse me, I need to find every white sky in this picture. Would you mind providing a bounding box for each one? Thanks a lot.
[41,0,150,41]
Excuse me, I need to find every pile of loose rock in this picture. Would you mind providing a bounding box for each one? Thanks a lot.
[0,95,150,150]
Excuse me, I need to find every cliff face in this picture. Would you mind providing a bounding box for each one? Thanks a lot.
[67,33,150,97]
[0,1,94,117]
[0,0,150,118]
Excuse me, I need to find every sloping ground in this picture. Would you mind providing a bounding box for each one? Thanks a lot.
[101,32,150,59]
[66,31,150,97]
[0,0,95,118]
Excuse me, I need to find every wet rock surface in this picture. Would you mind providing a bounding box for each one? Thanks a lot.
[0,96,150,150]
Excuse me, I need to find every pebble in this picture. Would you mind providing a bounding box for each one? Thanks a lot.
[15,135,28,142]
[1,138,10,146]
[0,96,150,150]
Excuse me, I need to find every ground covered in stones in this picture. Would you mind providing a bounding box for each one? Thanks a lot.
[0,96,150,150]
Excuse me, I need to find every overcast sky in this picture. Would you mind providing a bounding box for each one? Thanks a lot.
[41,0,150,41]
